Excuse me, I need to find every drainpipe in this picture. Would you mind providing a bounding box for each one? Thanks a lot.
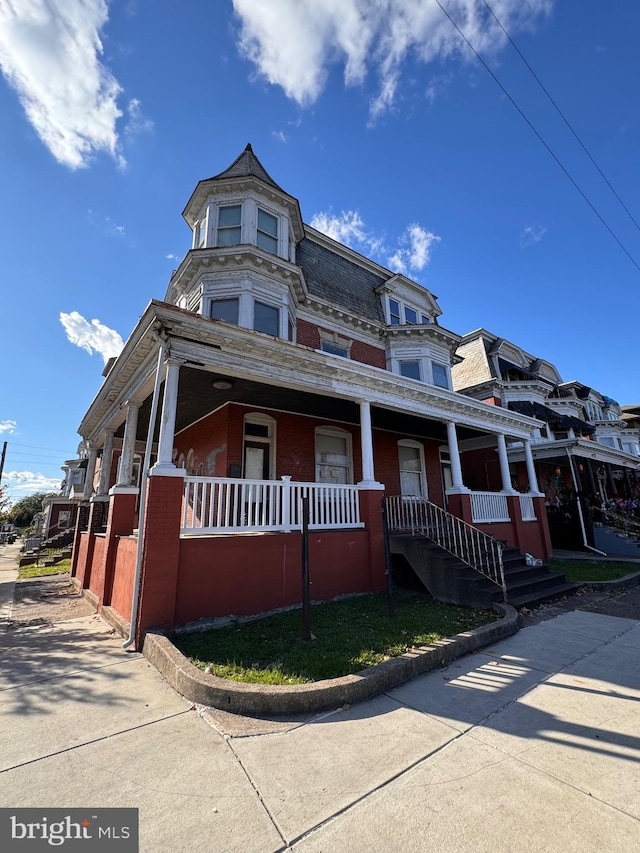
[123,339,167,649]
[565,449,607,557]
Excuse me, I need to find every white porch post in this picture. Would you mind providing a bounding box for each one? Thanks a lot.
[97,430,114,495]
[357,400,383,489]
[524,438,542,494]
[117,402,139,486]
[151,358,183,476]
[82,447,98,501]
[446,421,468,492]
[496,433,515,493]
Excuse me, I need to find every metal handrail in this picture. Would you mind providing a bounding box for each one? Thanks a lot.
[385,496,507,601]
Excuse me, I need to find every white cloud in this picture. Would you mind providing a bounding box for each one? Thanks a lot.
[4,471,62,493]
[311,210,368,246]
[272,130,287,143]
[232,0,552,118]
[311,210,439,275]
[124,97,153,138]
[520,225,548,248]
[0,0,123,168]
[0,420,17,435]
[166,253,180,261]
[59,311,124,363]
[388,224,440,273]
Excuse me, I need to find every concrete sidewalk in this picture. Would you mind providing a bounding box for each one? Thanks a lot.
[0,561,639,850]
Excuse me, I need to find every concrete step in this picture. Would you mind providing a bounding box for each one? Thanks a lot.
[507,581,578,609]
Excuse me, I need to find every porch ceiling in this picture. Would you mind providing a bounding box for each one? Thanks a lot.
[122,366,484,444]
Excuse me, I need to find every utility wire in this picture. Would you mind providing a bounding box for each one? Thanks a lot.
[432,0,640,273]
[481,0,640,235]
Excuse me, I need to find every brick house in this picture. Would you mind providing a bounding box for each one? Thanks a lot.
[71,146,555,648]
[452,328,640,553]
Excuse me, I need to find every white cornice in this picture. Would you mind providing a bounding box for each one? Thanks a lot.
[79,302,546,444]
[383,324,461,352]
[167,246,308,304]
[508,437,640,469]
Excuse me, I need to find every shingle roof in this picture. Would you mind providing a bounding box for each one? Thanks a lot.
[208,143,284,191]
[507,401,595,435]
[296,237,386,323]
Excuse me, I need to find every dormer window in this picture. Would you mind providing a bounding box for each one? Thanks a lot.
[387,297,431,326]
[257,208,278,253]
[217,205,242,247]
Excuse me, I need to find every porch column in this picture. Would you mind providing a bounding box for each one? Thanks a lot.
[446,421,468,492]
[584,458,597,497]
[97,430,114,496]
[523,439,541,494]
[117,402,139,486]
[82,447,98,501]
[605,463,618,497]
[496,433,515,493]
[357,400,383,489]
[151,358,182,475]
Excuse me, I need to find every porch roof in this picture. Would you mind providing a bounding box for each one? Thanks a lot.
[79,301,545,446]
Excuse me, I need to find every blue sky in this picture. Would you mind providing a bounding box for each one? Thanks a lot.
[1,0,639,502]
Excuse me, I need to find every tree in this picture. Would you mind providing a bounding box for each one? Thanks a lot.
[7,492,56,529]
[0,485,11,520]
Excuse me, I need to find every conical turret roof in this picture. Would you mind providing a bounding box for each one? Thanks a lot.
[208,143,284,191]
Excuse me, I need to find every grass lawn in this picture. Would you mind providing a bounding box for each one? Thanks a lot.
[549,559,639,583]
[18,559,71,579]
[173,591,497,685]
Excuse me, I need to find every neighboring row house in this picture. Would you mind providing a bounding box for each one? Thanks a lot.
[452,329,640,553]
[70,146,619,647]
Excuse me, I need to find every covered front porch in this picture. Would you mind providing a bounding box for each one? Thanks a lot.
[71,301,552,646]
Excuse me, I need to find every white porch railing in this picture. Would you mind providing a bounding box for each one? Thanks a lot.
[519,494,537,521]
[470,492,510,523]
[181,476,363,534]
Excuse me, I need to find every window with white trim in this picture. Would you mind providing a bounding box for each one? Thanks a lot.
[432,362,449,389]
[399,360,421,381]
[386,296,432,326]
[315,427,353,484]
[254,300,279,336]
[318,329,352,359]
[398,440,427,498]
[217,205,242,247]
[257,208,278,253]
[194,217,207,249]
[210,298,239,325]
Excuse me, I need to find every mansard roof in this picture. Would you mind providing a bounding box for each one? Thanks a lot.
[208,143,285,191]
[296,236,387,323]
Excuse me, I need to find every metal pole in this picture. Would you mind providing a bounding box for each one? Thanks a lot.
[301,495,312,641]
[381,500,395,618]
[0,441,7,486]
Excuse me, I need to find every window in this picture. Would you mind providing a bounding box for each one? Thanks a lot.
[254,300,279,336]
[210,298,239,325]
[195,218,207,248]
[321,341,349,358]
[257,208,278,253]
[315,428,353,484]
[386,296,432,326]
[432,363,449,389]
[399,360,421,381]
[217,205,242,246]
[599,436,618,449]
[398,440,427,498]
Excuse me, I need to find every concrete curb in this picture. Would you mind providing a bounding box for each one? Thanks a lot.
[576,569,640,592]
[142,603,519,717]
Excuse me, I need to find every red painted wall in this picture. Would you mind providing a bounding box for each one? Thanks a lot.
[296,318,386,369]
[174,528,373,624]
[88,535,106,598]
[110,536,137,618]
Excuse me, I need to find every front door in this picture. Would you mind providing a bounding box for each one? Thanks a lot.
[244,442,269,480]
